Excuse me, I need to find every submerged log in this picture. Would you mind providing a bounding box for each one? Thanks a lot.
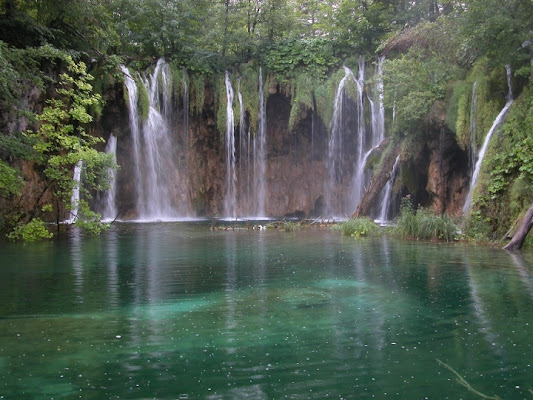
[352,141,401,218]
[503,203,533,251]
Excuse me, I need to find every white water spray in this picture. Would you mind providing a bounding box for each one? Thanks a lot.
[254,67,267,217]
[224,71,237,219]
[463,66,513,214]
[101,134,118,221]
[376,156,400,223]
[121,59,186,220]
[66,160,83,224]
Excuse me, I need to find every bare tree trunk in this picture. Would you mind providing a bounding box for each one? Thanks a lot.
[352,140,400,218]
[503,203,533,251]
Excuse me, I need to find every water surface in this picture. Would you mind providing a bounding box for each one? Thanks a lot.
[1,223,533,399]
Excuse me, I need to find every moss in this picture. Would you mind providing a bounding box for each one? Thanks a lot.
[136,75,150,123]
[314,68,345,130]
[454,58,508,153]
[168,61,185,106]
[190,73,206,115]
[216,72,228,136]
[473,82,533,239]
[288,72,315,131]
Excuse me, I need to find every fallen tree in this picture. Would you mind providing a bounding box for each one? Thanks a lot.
[352,141,401,218]
[503,203,533,251]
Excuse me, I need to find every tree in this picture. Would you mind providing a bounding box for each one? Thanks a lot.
[22,57,116,236]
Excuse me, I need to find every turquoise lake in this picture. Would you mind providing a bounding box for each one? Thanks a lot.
[1,223,533,399]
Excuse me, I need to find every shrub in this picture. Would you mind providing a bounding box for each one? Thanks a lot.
[7,218,53,242]
[282,221,299,232]
[336,217,379,238]
[394,197,458,242]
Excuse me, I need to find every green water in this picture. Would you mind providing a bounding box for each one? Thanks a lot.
[1,224,533,399]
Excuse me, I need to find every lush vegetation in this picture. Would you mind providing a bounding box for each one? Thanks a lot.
[1,0,532,240]
[333,217,380,238]
[393,197,459,242]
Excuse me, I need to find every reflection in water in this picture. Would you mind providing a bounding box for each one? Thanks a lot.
[509,251,533,300]
[106,229,119,308]
[70,227,84,303]
[465,260,502,355]
[0,226,533,399]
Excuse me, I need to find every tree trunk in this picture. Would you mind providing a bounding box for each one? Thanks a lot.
[352,140,401,218]
[503,203,533,251]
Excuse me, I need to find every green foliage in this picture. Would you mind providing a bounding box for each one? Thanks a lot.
[383,49,458,134]
[453,58,504,151]
[473,83,533,237]
[394,197,458,242]
[74,200,110,235]
[461,210,492,242]
[216,73,229,136]
[190,74,206,115]
[335,217,379,238]
[0,159,23,197]
[261,37,338,83]
[22,57,115,237]
[314,68,346,130]
[458,0,533,69]
[90,55,125,97]
[0,41,69,118]
[7,218,53,242]
[288,72,315,131]
[281,221,299,232]
[239,64,260,135]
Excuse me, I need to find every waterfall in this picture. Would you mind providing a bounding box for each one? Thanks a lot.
[468,82,478,178]
[237,78,250,215]
[376,156,400,223]
[350,57,367,209]
[463,65,513,214]
[120,64,142,215]
[140,59,176,219]
[223,71,237,219]
[121,58,185,220]
[325,67,352,215]
[65,160,83,224]
[182,68,189,144]
[101,134,118,221]
[351,56,388,213]
[254,67,267,217]
[325,57,387,217]
[372,55,386,146]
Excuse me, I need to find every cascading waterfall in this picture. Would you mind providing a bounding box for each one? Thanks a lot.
[372,55,386,146]
[237,78,250,214]
[121,58,185,220]
[140,59,176,219]
[349,57,368,210]
[254,67,267,217]
[468,82,478,181]
[101,134,118,221]
[120,64,142,214]
[463,65,514,214]
[326,57,387,217]
[223,71,237,219]
[66,160,83,223]
[325,67,352,215]
[182,68,189,144]
[376,155,400,223]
